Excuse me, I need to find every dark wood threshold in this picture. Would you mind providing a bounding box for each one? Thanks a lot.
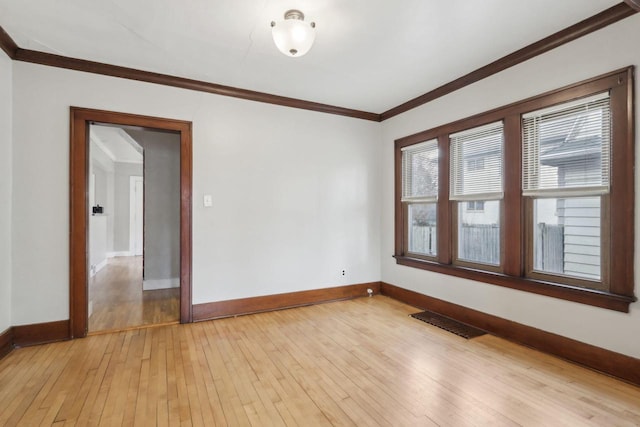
[0,327,13,359]
[394,256,635,312]
[12,320,70,348]
[381,282,640,387]
[193,282,380,321]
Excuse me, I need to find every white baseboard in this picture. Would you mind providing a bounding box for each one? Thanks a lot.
[89,258,108,278]
[107,251,133,258]
[143,278,180,290]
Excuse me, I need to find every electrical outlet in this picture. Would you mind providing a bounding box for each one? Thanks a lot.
[341,269,346,276]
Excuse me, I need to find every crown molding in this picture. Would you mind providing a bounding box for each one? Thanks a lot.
[1,2,636,122]
[624,0,640,12]
[380,2,637,120]
[12,48,380,121]
[0,25,18,59]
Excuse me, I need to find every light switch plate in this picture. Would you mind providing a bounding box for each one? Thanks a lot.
[203,194,213,207]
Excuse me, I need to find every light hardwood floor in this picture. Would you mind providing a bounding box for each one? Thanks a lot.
[1,296,639,426]
[89,256,179,333]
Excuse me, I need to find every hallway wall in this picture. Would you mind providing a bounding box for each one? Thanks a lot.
[128,129,181,289]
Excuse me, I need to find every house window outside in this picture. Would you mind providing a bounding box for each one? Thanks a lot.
[401,139,439,257]
[466,157,485,171]
[450,122,504,267]
[467,201,485,211]
[393,68,634,311]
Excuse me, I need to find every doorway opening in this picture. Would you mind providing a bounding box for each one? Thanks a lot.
[87,124,182,333]
[70,108,192,338]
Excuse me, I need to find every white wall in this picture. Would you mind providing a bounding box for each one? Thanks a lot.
[130,129,181,286]
[10,61,382,325]
[381,14,640,359]
[0,50,12,333]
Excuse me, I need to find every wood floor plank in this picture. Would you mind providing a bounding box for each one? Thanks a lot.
[252,311,382,426]
[2,296,640,426]
[1,343,77,426]
[182,324,219,426]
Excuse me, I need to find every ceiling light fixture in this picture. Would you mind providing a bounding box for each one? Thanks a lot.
[270,9,316,57]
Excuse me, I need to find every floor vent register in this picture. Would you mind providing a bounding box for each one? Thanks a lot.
[410,310,487,339]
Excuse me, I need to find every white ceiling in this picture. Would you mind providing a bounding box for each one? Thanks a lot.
[0,0,621,113]
[91,125,143,164]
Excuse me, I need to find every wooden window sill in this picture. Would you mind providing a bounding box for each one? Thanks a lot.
[393,255,636,312]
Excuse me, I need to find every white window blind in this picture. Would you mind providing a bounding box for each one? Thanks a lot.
[522,92,610,197]
[401,139,438,202]
[450,121,504,201]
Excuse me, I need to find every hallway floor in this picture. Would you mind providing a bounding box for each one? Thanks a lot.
[88,256,179,333]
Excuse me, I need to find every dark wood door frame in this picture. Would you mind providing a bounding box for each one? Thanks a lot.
[70,107,193,338]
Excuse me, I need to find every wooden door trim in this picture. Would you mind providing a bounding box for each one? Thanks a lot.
[70,107,193,338]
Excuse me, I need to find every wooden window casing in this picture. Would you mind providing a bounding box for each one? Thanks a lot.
[394,68,636,312]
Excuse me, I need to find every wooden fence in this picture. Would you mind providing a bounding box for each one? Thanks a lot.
[411,223,564,269]
[458,224,500,264]
[410,225,437,255]
[534,223,564,273]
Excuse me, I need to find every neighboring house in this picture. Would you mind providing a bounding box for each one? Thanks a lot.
[538,135,603,280]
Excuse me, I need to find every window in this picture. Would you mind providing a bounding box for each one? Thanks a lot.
[401,139,439,257]
[523,93,610,288]
[394,68,635,312]
[450,122,504,267]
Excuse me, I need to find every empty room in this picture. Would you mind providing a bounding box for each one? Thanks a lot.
[1,1,639,425]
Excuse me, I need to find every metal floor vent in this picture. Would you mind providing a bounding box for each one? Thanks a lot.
[410,311,487,339]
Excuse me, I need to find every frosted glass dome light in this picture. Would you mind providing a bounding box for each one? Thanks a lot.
[271,10,316,57]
